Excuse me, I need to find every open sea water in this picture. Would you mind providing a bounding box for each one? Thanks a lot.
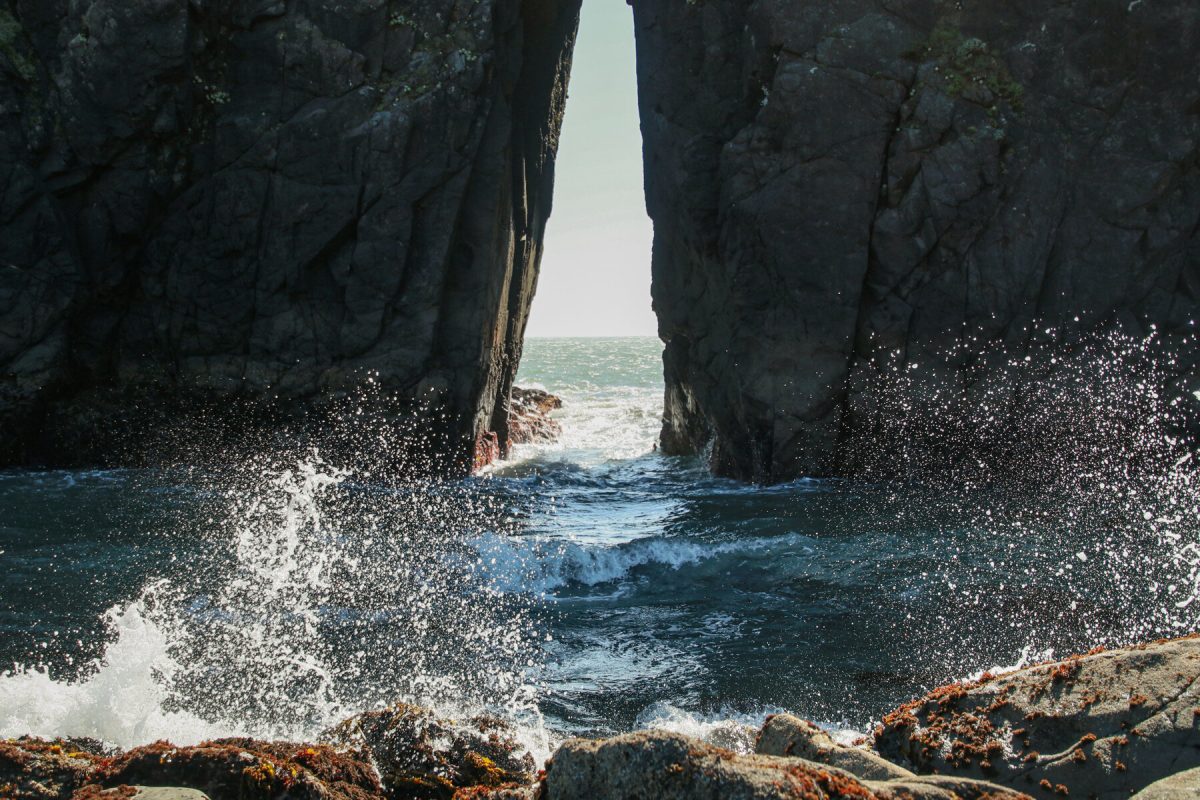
[1,335,1197,757]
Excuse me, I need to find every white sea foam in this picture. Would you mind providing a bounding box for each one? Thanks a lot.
[0,591,238,748]
[468,531,812,594]
[0,453,549,750]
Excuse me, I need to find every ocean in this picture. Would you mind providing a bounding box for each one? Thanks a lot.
[1,335,1197,759]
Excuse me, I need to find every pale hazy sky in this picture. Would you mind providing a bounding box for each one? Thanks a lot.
[525,0,657,339]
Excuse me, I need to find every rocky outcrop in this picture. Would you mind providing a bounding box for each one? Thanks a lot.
[506,386,562,447]
[323,702,536,798]
[1,706,537,800]
[873,636,1200,798]
[1134,767,1200,800]
[756,714,913,782]
[0,736,110,799]
[0,0,581,472]
[633,0,1200,482]
[539,729,1029,799]
[0,737,383,800]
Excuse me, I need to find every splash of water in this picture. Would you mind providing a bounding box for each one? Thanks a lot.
[0,451,549,750]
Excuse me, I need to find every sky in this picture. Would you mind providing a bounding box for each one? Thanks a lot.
[524,0,657,339]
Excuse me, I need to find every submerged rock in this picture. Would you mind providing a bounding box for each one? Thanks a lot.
[540,729,1026,799]
[756,714,913,781]
[873,635,1200,798]
[507,387,563,448]
[324,703,535,799]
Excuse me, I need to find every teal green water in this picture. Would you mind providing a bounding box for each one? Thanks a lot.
[0,336,1196,750]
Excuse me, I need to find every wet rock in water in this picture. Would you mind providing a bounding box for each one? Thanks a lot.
[539,729,1026,799]
[92,739,382,800]
[873,636,1200,798]
[756,714,914,781]
[1133,767,1200,799]
[324,703,535,799]
[0,737,105,799]
[507,388,564,448]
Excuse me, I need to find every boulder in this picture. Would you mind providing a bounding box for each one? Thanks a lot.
[756,714,913,781]
[73,789,211,800]
[873,636,1200,798]
[324,703,535,799]
[92,739,382,800]
[1,737,381,800]
[540,729,1027,799]
[0,737,105,799]
[507,388,563,448]
[1133,767,1200,799]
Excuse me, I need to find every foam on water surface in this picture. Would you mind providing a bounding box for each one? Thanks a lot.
[1,331,1198,750]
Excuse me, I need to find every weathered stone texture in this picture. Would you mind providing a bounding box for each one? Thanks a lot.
[633,0,1200,482]
[873,636,1200,798]
[0,0,580,470]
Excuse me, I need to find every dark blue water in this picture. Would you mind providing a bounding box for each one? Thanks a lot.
[1,336,1196,754]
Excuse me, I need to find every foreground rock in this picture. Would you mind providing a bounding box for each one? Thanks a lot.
[634,0,1200,482]
[541,729,1028,799]
[0,0,582,474]
[324,703,536,798]
[1,737,379,799]
[507,387,563,448]
[874,636,1200,798]
[757,714,913,781]
[1133,767,1200,799]
[0,737,109,799]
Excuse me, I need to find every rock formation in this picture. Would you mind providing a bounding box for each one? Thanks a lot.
[0,0,581,472]
[873,636,1200,798]
[540,729,1028,799]
[507,386,562,447]
[633,0,1200,482]
[5,637,1200,799]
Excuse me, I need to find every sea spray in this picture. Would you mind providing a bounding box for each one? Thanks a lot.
[0,451,551,752]
[2,333,1198,744]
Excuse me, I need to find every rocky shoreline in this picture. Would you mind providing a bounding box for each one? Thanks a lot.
[5,636,1197,799]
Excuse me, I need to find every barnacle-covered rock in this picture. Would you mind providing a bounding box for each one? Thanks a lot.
[92,739,383,800]
[0,737,107,799]
[540,729,1027,799]
[873,635,1200,798]
[325,703,535,799]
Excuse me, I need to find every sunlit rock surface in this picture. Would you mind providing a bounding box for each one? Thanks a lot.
[538,729,1028,799]
[0,0,581,472]
[633,0,1200,482]
[873,636,1200,798]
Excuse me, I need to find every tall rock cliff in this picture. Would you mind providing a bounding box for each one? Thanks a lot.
[0,0,580,470]
[634,0,1200,482]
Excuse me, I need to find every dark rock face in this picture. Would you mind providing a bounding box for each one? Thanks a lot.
[633,0,1200,482]
[0,0,580,472]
